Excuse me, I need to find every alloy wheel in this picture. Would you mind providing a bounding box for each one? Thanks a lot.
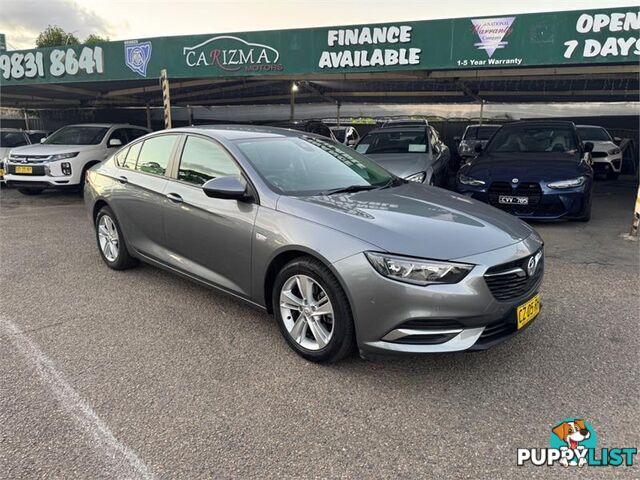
[98,215,120,262]
[279,274,334,350]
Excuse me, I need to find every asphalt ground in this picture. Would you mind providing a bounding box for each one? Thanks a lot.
[1,177,638,479]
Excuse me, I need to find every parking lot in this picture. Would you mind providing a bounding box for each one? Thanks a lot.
[1,176,638,479]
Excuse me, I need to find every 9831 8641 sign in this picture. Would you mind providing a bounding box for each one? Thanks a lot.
[0,46,104,80]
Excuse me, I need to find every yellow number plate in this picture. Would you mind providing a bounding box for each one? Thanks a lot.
[15,166,33,174]
[0,168,4,177]
[517,294,540,329]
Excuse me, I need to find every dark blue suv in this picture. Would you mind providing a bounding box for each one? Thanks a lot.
[456,121,594,222]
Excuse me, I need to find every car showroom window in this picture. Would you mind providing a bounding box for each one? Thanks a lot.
[122,141,142,169]
[135,135,178,176]
[178,136,241,186]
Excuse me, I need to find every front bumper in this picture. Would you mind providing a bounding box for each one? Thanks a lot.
[332,235,543,354]
[4,160,78,188]
[592,154,622,174]
[457,181,591,220]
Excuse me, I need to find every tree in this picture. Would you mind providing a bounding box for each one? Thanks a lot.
[84,34,109,45]
[35,25,79,48]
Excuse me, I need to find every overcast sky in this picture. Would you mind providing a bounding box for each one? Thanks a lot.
[1,0,637,50]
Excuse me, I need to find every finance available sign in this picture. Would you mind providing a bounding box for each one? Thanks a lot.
[0,7,637,85]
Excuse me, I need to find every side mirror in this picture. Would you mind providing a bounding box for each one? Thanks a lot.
[202,176,252,201]
[453,136,461,142]
[614,136,622,143]
[40,137,47,143]
[583,142,594,153]
[347,139,357,147]
[474,143,483,153]
[109,138,123,147]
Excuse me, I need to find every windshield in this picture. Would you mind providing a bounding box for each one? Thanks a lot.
[0,131,29,148]
[356,129,428,155]
[486,126,578,154]
[44,126,109,145]
[235,136,396,196]
[464,126,500,141]
[577,127,612,142]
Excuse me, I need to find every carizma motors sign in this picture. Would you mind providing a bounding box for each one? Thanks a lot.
[182,35,283,72]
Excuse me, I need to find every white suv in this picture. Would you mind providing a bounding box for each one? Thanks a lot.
[5,123,149,195]
[576,125,623,180]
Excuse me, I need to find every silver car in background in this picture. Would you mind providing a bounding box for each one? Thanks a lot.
[355,123,450,186]
[85,126,544,363]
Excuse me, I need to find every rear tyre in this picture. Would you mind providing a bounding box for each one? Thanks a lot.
[95,206,138,270]
[18,188,44,195]
[273,256,355,363]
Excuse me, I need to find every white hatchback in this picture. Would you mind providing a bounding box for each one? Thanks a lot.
[5,123,149,194]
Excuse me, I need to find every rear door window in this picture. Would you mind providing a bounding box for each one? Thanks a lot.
[178,135,240,186]
[136,135,178,176]
[122,142,142,169]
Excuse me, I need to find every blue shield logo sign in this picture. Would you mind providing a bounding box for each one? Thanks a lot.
[124,41,152,77]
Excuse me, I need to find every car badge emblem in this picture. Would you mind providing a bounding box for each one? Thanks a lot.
[527,256,536,277]
[512,178,519,184]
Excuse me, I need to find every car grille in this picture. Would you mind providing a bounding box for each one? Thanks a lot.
[9,155,50,163]
[488,181,542,214]
[591,151,607,158]
[484,249,544,301]
[7,164,46,175]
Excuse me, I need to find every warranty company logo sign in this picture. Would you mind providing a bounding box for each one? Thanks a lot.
[517,418,637,468]
[183,35,283,72]
[124,41,152,77]
[471,16,515,57]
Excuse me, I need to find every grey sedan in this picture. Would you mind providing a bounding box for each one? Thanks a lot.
[85,126,544,363]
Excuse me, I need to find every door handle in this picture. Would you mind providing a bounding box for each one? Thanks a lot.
[117,176,128,184]
[166,192,183,203]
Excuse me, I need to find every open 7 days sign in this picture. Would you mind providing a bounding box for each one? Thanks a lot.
[0,7,638,85]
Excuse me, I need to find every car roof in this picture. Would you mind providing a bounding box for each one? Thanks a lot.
[60,123,148,129]
[576,124,606,129]
[502,120,576,128]
[0,128,27,132]
[366,126,426,135]
[466,124,501,128]
[166,124,329,141]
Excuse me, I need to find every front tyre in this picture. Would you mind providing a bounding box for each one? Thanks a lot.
[273,257,355,363]
[95,206,138,270]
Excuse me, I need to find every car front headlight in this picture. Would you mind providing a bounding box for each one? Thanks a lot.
[406,172,426,183]
[547,176,587,189]
[458,173,485,186]
[607,148,621,155]
[49,152,79,161]
[365,252,473,286]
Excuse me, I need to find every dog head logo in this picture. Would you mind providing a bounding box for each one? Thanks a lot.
[553,419,590,449]
[550,418,597,467]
